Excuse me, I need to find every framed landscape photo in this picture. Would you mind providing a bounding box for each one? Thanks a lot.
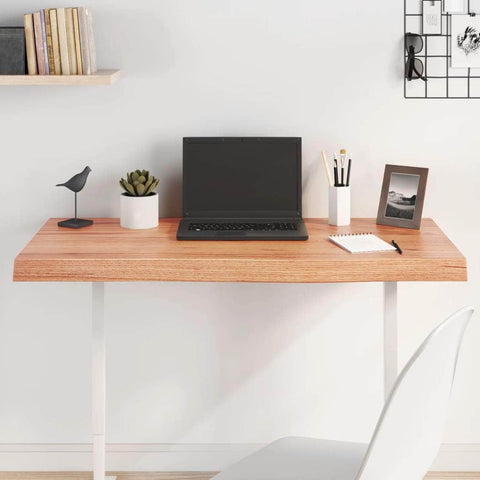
[376,165,429,229]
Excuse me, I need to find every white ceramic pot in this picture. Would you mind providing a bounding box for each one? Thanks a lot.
[328,186,351,226]
[120,193,159,229]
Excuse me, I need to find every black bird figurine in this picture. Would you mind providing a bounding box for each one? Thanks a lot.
[57,166,91,192]
[56,166,93,229]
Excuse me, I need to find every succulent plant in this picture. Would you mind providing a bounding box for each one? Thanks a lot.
[120,169,159,197]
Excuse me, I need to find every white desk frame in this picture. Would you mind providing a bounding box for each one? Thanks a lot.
[90,281,398,480]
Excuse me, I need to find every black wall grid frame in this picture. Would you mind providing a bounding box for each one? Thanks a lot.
[404,0,480,98]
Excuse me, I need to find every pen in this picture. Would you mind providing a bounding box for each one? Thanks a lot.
[321,150,334,187]
[333,155,339,187]
[392,240,403,254]
[346,153,352,187]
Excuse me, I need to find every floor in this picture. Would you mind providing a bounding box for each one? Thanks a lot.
[0,472,478,480]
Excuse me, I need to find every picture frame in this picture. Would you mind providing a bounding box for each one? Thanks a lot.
[376,165,429,229]
[451,14,480,69]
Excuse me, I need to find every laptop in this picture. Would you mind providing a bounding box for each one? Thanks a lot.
[177,137,308,240]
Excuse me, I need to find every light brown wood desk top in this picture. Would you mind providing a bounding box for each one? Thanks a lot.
[13,218,467,283]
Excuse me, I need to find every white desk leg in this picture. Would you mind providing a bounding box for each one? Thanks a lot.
[92,283,115,480]
[383,282,398,401]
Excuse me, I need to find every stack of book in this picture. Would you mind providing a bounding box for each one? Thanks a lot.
[23,7,97,76]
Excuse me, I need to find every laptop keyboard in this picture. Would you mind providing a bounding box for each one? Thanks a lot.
[188,222,298,232]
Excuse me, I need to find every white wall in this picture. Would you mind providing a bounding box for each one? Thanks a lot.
[0,0,479,471]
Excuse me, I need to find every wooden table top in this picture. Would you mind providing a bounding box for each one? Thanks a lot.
[13,218,467,283]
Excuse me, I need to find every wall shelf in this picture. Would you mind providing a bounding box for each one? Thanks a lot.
[0,69,120,86]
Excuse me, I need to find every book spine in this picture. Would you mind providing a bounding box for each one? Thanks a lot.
[56,8,70,75]
[72,8,83,75]
[77,7,91,75]
[33,12,46,75]
[24,14,38,75]
[40,10,50,74]
[65,8,78,75]
[85,8,97,73]
[49,9,62,75]
[44,9,55,74]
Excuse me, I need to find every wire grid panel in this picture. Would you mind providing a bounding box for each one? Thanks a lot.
[404,0,480,98]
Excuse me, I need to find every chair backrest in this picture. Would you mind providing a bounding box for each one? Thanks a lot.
[356,306,474,480]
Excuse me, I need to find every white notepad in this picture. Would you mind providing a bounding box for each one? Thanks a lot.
[329,233,397,254]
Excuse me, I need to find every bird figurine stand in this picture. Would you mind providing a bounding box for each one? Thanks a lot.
[57,166,94,229]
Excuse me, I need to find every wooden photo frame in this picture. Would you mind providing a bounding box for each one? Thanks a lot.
[376,165,429,229]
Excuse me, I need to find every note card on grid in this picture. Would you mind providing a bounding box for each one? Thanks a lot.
[329,233,397,254]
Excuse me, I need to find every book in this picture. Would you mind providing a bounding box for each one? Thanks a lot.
[33,12,46,75]
[44,9,56,74]
[0,27,26,74]
[72,8,83,75]
[85,7,97,73]
[22,5,99,76]
[77,7,91,74]
[40,10,50,74]
[56,8,70,75]
[329,233,397,254]
[49,9,62,75]
[24,14,38,75]
[65,7,78,74]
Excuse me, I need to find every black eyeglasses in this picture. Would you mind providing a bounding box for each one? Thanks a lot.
[405,33,427,82]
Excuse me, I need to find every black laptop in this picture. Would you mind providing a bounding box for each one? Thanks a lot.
[177,137,308,240]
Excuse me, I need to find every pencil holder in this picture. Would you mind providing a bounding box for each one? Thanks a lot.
[328,186,351,226]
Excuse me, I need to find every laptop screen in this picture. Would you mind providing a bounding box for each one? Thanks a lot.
[183,137,302,218]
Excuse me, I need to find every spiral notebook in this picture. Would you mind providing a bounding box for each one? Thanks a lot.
[329,233,397,254]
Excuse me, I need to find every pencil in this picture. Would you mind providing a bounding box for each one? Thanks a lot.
[321,151,334,187]
[333,166,339,187]
[346,158,352,186]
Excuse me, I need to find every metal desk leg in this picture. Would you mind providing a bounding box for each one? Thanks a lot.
[383,281,398,400]
[92,283,115,480]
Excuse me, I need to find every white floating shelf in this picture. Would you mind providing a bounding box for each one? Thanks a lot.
[0,69,120,86]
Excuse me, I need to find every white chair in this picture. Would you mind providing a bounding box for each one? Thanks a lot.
[213,306,474,480]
